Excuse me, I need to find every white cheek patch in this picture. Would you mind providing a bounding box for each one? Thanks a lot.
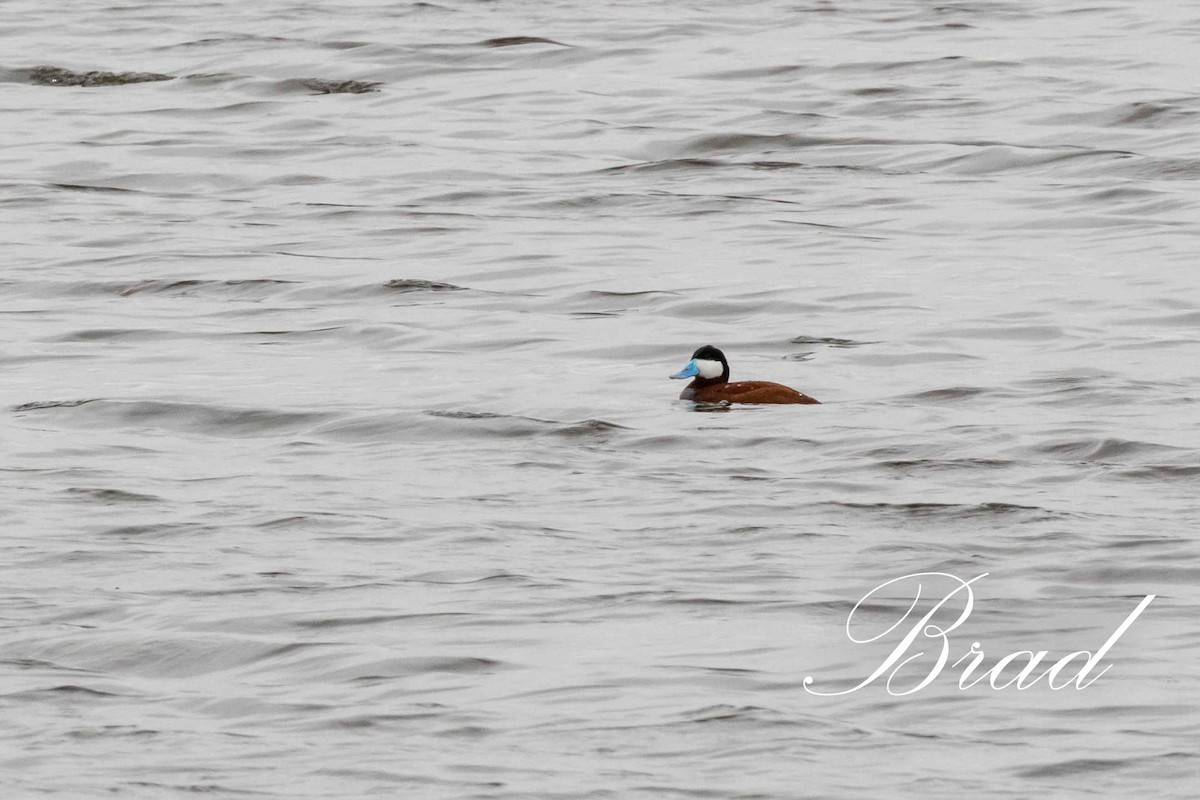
[695,359,723,379]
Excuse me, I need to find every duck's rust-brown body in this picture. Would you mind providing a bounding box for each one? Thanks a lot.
[671,345,820,405]
[682,378,819,405]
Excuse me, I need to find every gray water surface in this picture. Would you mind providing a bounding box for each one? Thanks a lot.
[3,1,1199,797]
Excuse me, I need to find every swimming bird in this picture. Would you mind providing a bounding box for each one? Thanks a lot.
[670,345,820,405]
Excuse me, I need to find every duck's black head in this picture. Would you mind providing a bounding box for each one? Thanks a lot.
[670,344,730,384]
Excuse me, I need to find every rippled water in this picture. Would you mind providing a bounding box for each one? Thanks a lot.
[3,0,1199,796]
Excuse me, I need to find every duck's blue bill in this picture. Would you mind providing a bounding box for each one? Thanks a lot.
[670,359,699,379]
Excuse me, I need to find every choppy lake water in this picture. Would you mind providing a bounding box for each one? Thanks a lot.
[3,0,1199,796]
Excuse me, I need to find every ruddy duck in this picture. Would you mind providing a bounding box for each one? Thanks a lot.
[670,345,819,405]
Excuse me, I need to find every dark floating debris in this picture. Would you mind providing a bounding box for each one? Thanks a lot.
[28,66,173,87]
[295,78,381,95]
[478,36,570,48]
[789,335,878,347]
[385,279,465,292]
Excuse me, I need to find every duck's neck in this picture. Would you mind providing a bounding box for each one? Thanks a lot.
[688,371,729,390]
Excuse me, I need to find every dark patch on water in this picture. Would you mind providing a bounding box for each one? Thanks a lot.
[819,501,1061,522]
[45,328,182,343]
[296,612,474,629]
[118,278,298,297]
[13,399,99,412]
[164,34,293,49]
[1017,757,1133,779]
[661,596,747,607]
[385,278,466,292]
[96,523,216,538]
[1035,100,1196,129]
[64,488,163,504]
[680,705,781,723]
[291,78,382,95]
[11,685,123,698]
[881,458,1015,473]
[424,410,507,420]
[1033,437,1184,462]
[544,419,629,438]
[585,290,679,298]
[27,66,173,87]
[671,132,842,157]
[789,335,878,347]
[597,158,726,174]
[273,250,385,261]
[241,326,346,338]
[65,726,159,740]
[478,36,571,48]
[1115,465,1200,481]
[690,64,807,81]
[1119,310,1200,328]
[850,86,907,97]
[905,386,992,402]
[48,183,139,194]
[423,410,627,438]
[15,399,332,437]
